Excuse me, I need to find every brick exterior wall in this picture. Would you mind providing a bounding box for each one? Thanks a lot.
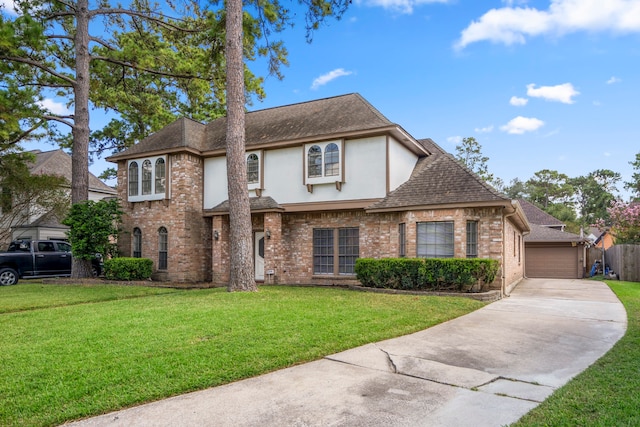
[117,153,212,282]
[210,206,525,291]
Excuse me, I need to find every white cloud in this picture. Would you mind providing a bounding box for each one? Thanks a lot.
[446,135,462,144]
[0,0,18,15]
[526,83,579,104]
[474,125,494,133]
[509,96,529,106]
[500,116,544,134]
[358,0,449,15]
[455,0,640,49]
[607,76,622,84]
[37,98,70,115]
[310,68,353,90]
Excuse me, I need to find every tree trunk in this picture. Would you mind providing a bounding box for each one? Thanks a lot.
[71,0,92,278]
[225,0,257,291]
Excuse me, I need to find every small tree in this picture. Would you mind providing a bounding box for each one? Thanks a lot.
[62,199,122,277]
[594,201,640,244]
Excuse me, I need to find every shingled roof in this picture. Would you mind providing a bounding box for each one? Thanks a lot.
[108,117,206,160]
[518,199,565,228]
[525,224,583,242]
[204,196,284,215]
[367,150,510,212]
[30,149,116,195]
[108,94,427,161]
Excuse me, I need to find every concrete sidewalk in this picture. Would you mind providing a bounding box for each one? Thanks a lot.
[66,278,627,427]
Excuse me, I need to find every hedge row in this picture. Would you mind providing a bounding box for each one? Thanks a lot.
[355,258,499,292]
[104,257,153,281]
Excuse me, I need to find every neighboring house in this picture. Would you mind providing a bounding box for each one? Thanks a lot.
[519,199,587,279]
[108,93,530,294]
[0,149,117,245]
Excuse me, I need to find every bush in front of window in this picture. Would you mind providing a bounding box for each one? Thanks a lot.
[355,258,499,292]
[354,258,423,290]
[104,257,153,281]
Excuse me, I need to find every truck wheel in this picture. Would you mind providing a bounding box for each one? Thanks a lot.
[0,268,19,286]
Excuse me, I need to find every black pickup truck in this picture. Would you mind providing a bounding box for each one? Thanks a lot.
[0,240,102,286]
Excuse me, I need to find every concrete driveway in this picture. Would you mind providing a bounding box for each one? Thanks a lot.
[65,278,627,427]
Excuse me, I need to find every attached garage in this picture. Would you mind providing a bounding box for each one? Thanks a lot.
[525,243,582,279]
[518,201,587,280]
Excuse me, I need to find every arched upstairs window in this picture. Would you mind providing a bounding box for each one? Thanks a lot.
[129,162,139,196]
[155,158,166,194]
[324,143,339,176]
[247,153,259,184]
[308,145,322,178]
[158,227,168,270]
[133,228,142,258]
[142,160,152,195]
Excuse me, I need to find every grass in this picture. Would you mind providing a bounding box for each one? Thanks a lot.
[0,282,485,427]
[514,280,640,427]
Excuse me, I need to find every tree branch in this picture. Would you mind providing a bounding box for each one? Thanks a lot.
[92,55,204,80]
[89,8,202,33]
[42,115,75,129]
[0,56,76,86]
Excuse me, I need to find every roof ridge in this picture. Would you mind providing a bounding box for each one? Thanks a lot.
[245,93,361,116]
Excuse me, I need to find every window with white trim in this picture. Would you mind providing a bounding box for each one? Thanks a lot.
[305,140,343,185]
[245,151,263,191]
[127,155,167,202]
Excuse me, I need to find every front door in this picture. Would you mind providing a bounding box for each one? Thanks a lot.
[254,232,265,281]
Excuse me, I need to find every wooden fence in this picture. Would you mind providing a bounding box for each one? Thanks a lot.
[606,244,640,282]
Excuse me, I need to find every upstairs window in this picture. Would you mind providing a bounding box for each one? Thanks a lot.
[308,146,322,178]
[128,162,139,196]
[127,156,167,202]
[324,143,339,176]
[305,141,343,185]
[155,158,166,194]
[247,153,259,184]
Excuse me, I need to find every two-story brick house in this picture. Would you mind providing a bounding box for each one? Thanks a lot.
[108,93,530,294]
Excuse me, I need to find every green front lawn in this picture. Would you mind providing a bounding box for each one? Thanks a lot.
[0,283,485,427]
[514,280,640,427]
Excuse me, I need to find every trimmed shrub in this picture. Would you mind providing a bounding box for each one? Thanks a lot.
[104,257,153,281]
[355,258,423,290]
[356,257,500,292]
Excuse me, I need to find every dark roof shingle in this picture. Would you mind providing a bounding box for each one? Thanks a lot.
[367,152,509,211]
[518,199,565,227]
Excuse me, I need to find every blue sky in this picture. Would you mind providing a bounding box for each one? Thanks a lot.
[4,0,639,200]
[250,0,640,200]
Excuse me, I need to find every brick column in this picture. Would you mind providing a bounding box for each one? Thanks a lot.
[264,212,282,284]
